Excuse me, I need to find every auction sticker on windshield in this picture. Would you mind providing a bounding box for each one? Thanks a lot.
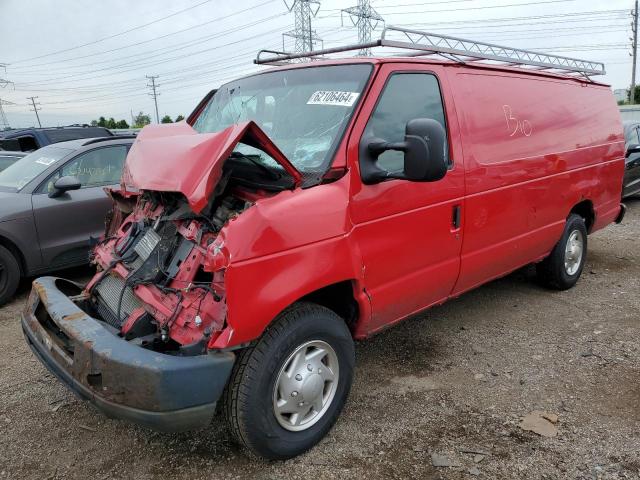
[307,91,359,107]
[35,157,58,167]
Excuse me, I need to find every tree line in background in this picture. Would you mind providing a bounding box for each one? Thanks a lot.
[90,112,185,129]
[618,86,640,106]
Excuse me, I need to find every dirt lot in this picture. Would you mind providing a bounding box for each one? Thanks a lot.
[1,199,639,480]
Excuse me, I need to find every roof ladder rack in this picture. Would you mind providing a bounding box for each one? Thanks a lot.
[255,25,606,77]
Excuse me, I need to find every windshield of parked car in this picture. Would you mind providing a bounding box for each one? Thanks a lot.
[192,64,372,184]
[0,145,71,191]
[0,155,23,172]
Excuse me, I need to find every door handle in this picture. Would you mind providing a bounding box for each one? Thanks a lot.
[452,205,461,230]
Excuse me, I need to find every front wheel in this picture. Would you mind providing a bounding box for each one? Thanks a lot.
[0,245,20,306]
[223,302,355,459]
[536,213,587,290]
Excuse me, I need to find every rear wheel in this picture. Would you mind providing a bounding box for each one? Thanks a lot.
[0,245,20,306]
[223,302,355,460]
[536,213,587,290]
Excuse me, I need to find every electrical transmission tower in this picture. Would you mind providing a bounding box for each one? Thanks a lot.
[27,96,42,128]
[146,75,160,123]
[0,98,15,130]
[282,0,322,54]
[342,0,384,56]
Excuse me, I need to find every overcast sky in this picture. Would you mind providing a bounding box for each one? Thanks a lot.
[0,0,635,128]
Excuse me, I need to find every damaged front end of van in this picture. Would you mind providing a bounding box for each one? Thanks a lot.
[21,120,303,431]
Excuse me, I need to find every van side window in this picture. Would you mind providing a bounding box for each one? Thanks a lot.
[364,73,448,173]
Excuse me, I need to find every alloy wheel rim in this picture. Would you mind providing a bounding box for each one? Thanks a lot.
[564,230,584,276]
[272,340,339,432]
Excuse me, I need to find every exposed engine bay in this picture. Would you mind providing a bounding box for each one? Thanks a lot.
[83,169,270,356]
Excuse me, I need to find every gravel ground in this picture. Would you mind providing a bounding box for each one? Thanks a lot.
[1,199,639,480]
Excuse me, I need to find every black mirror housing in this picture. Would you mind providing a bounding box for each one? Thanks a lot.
[402,118,448,182]
[359,118,448,184]
[626,143,640,157]
[49,175,81,198]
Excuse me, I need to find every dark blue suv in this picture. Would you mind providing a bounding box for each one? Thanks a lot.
[0,125,113,152]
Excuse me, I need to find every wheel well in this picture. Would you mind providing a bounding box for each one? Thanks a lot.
[570,200,594,233]
[0,236,26,275]
[300,280,359,332]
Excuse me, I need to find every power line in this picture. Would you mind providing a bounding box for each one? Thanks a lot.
[13,12,287,77]
[146,75,160,124]
[27,96,42,127]
[9,0,217,64]
[10,0,281,70]
[322,0,581,18]
[15,23,287,87]
[0,63,11,89]
[342,0,384,55]
[368,8,627,26]
[11,8,626,87]
[13,29,625,111]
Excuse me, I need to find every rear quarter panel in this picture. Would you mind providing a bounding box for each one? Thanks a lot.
[448,68,624,294]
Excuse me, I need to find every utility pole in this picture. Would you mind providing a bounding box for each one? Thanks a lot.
[27,96,42,127]
[0,98,15,130]
[342,0,384,56]
[631,0,638,104]
[146,75,160,123]
[282,0,322,54]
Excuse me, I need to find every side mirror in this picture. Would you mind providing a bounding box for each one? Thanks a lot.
[626,143,640,157]
[360,118,448,184]
[49,175,81,198]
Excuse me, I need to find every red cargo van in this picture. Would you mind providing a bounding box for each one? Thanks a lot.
[22,29,626,459]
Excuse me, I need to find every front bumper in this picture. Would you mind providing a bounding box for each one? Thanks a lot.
[21,276,235,432]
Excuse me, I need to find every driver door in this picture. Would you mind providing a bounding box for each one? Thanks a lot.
[32,145,128,268]
[349,64,466,333]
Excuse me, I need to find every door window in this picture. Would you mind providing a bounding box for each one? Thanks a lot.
[363,73,448,173]
[38,145,127,194]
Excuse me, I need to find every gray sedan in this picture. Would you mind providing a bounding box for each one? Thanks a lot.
[0,136,134,305]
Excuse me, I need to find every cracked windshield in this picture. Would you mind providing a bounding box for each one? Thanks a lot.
[193,64,372,181]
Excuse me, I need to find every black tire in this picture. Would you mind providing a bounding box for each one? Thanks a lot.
[0,245,20,306]
[223,302,355,460]
[536,213,587,290]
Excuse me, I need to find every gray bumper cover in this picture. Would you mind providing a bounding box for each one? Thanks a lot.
[21,276,235,432]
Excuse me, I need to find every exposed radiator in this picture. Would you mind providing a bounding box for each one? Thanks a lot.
[94,274,143,328]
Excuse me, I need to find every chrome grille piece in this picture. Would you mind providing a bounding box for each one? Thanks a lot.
[95,274,142,327]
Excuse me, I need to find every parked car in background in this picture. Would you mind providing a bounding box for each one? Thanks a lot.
[623,121,640,198]
[0,136,134,305]
[0,125,113,152]
[0,151,27,171]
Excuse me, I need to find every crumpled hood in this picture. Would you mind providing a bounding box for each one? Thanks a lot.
[122,121,301,213]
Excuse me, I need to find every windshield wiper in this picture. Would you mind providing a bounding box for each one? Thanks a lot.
[228,151,282,180]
